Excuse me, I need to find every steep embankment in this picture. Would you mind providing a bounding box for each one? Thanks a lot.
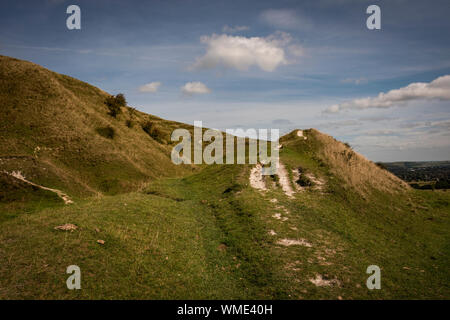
[0,55,192,197]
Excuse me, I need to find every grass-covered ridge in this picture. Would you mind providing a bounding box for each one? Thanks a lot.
[0,161,448,299]
[0,55,194,197]
[0,56,448,299]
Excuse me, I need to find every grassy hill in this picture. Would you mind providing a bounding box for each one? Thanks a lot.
[0,55,194,199]
[0,56,448,299]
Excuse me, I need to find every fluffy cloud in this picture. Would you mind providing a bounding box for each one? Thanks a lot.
[181,82,211,95]
[222,25,249,33]
[325,75,450,113]
[191,33,300,72]
[138,82,161,93]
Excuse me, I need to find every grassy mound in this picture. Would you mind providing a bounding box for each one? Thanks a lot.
[0,55,193,197]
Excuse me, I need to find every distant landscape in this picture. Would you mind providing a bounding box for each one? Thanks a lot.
[381,161,450,190]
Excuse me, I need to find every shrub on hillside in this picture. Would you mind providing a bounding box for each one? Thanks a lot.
[105,93,127,118]
[141,121,167,143]
[96,125,116,139]
[343,142,352,149]
[296,174,314,187]
[141,120,153,135]
[128,107,136,117]
[125,119,134,128]
[114,93,127,107]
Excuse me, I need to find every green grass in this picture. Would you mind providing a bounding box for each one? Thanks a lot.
[0,55,192,197]
[0,159,448,299]
[0,55,448,299]
[0,165,279,299]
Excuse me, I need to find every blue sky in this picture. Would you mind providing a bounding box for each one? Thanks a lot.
[1,0,449,161]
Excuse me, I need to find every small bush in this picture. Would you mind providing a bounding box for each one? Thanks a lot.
[223,183,243,194]
[296,174,314,187]
[104,93,127,118]
[128,107,136,117]
[96,126,116,139]
[115,93,127,107]
[141,121,153,135]
[125,119,134,128]
[141,121,166,143]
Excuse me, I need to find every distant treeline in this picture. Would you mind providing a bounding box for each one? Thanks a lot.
[378,161,450,190]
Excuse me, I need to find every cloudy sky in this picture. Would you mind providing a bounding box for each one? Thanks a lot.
[1,0,449,161]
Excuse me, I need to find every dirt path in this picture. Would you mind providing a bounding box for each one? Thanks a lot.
[277,163,295,197]
[249,164,267,191]
[4,171,73,204]
[249,162,295,197]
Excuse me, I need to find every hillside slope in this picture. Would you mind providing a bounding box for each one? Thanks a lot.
[0,55,192,198]
[0,56,448,299]
[280,129,410,197]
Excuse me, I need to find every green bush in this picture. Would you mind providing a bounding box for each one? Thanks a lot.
[115,93,127,107]
[125,119,134,128]
[141,121,166,143]
[141,121,153,135]
[105,93,127,118]
[296,173,314,187]
[96,126,116,139]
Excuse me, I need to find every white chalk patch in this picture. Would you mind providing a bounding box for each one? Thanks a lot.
[277,163,295,197]
[297,130,307,140]
[249,164,267,191]
[277,238,312,247]
[309,274,340,287]
[5,170,74,204]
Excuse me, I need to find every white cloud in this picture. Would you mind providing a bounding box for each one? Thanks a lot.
[260,9,310,29]
[222,25,249,33]
[138,82,161,93]
[325,75,450,113]
[181,82,211,95]
[192,33,301,72]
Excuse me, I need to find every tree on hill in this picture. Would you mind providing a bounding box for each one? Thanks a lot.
[115,93,127,107]
[105,93,127,118]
